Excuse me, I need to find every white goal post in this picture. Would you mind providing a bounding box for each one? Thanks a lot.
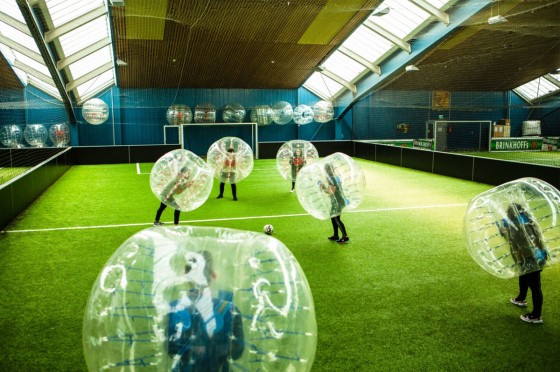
[164,122,259,159]
[426,120,492,152]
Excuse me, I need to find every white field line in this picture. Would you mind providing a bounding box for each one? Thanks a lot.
[135,164,276,175]
[2,203,466,234]
[136,162,141,174]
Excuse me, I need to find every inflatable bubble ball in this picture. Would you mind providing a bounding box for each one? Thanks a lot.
[464,177,560,279]
[82,98,109,125]
[166,104,193,125]
[194,103,216,123]
[271,101,293,125]
[296,152,365,220]
[293,104,314,125]
[206,137,254,184]
[276,140,319,182]
[222,103,246,123]
[83,226,317,372]
[0,125,24,148]
[312,100,334,123]
[23,124,48,147]
[48,123,70,147]
[250,105,273,126]
[150,149,214,212]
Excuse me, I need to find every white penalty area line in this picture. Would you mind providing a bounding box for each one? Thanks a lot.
[2,203,466,234]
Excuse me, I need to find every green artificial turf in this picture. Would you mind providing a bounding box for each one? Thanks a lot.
[1,159,559,371]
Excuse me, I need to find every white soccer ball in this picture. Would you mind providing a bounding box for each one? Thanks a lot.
[263,224,274,235]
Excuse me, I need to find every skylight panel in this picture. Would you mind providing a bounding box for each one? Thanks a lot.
[304,72,343,100]
[371,0,429,39]
[11,66,29,85]
[515,77,560,101]
[2,0,26,23]
[57,16,109,57]
[67,45,112,80]
[45,0,105,28]
[12,50,51,76]
[0,43,16,65]
[322,51,366,82]
[0,23,40,53]
[27,75,62,99]
[342,26,394,63]
[76,69,114,99]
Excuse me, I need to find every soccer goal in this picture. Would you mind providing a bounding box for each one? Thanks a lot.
[426,120,492,152]
[172,122,259,159]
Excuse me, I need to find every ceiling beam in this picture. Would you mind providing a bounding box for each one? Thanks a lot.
[13,60,54,85]
[338,46,381,75]
[66,61,113,91]
[44,6,106,43]
[410,0,450,25]
[0,37,44,64]
[16,0,76,123]
[363,20,411,54]
[57,37,111,70]
[0,12,31,35]
[320,69,357,94]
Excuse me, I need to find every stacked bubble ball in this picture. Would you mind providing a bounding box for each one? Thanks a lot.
[276,140,319,182]
[312,100,334,123]
[296,152,365,220]
[222,103,246,123]
[194,103,216,123]
[0,125,24,148]
[206,137,254,184]
[464,177,560,279]
[83,226,317,371]
[293,104,315,125]
[271,101,293,125]
[49,123,70,147]
[250,105,273,126]
[150,149,213,212]
[23,124,48,147]
[82,98,109,125]
[166,104,193,125]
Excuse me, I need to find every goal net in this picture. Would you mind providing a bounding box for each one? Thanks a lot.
[426,120,492,152]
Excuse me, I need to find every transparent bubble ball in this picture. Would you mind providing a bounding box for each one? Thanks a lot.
[166,104,193,125]
[23,124,48,147]
[276,140,319,182]
[82,98,109,125]
[83,226,317,372]
[250,105,273,126]
[222,103,246,123]
[207,137,254,184]
[464,177,560,279]
[293,104,314,125]
[271,101,293,125]
[0,125,24,148]
[312,101,334,123]
[194,103,216,123]
[150,149,213,212]
[49,123,70,147]
[296,152,365,220]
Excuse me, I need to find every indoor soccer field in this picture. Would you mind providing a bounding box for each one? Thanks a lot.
[1,158,559,371]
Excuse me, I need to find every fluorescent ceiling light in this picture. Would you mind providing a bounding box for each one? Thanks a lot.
[488,15,507,24]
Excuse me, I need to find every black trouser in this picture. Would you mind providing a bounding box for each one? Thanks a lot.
[219,182,236,198]
[155,202,180,225]
[331,215,347,238]
[517,270,543,316]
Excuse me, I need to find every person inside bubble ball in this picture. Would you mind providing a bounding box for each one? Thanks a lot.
[319,163,350,244]
[216,148,238,201]
[499,202,547,324]
[290,148,305,192]
[154,167,192,226]
[167,250,245,371]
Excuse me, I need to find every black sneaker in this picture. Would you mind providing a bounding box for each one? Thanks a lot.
[520,313,543,324]
[328,236,339,241]
[216,195,223,199]
[153,221,164,226]
[336,237,350,244]
[233,197,238,201]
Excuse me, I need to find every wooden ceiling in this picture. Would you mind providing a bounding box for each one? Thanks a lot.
[0,0,559,95]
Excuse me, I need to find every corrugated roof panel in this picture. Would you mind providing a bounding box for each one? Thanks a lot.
[57,16,109,57]
[342,25,394,63]
[46,0,105,27]
[68,45,112,80]
[322,50,366,82]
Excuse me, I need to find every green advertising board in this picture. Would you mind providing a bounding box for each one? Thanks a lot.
[491,137,543,152]
[413,139,434,150]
